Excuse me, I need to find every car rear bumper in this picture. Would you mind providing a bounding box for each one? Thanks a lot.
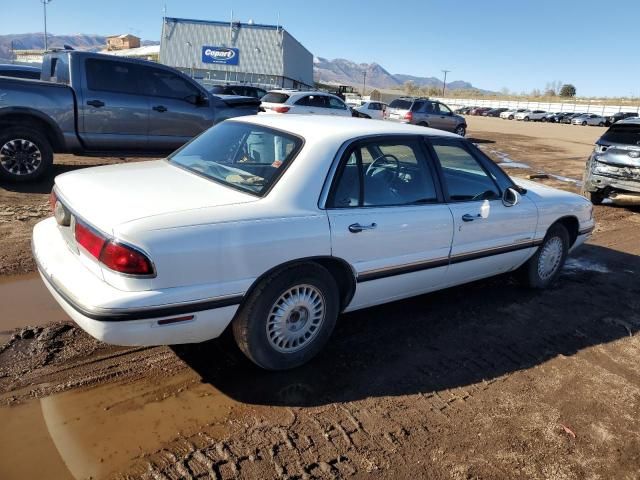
[32,218,240,346]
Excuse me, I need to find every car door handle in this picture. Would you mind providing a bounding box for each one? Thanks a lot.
[153,105,168,112]
[86,100,105,108]
[349,222,377,233]
[462,213,481,222]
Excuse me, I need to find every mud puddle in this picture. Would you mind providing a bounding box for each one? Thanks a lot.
[0,370,241,480]
[0,273,68,342]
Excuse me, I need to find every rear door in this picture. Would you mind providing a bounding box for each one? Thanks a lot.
[143,66,213,151]
[326,136,454,310]
[79,58,149,150]
[427,138,538,285]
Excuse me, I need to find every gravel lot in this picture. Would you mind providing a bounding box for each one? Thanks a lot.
[1,116,640,479]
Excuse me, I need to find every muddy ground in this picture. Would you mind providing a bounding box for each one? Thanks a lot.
[1,117,640,479]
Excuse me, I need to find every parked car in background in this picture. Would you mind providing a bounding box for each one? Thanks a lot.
[34,115,594,370]
[545,112,573,123]
[455,106,473,114]
[483,108,509,117]
[385,98,467,136]
[605,112,638,126]
[0,51,260,182]
[514,110,547,121]
[469,107,492,116]
[0,64,41,80]
[582,118,640,205]
[572,114,606,126]
[560,113,586,124]
[541,112,563,122]
[260,90,351,117]
[354,101,388,119]
[208,84,267,99]
[500,108,528,120]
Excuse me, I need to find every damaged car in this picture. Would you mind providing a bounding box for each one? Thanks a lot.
[582,118,640,205]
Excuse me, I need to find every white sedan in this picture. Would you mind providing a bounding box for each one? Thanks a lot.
[572,114,606,126]
[33,116,594,370]
[354,101,388,119]
[514,110,548,121]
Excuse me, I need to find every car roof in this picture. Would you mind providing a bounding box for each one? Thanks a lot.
[0,64,41,72]
[617,117,640,125]
[232,115,459,143]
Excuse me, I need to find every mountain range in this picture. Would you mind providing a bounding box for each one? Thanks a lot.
[0,33,482,91]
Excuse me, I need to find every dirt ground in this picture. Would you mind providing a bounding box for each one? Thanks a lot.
[1,117,640,479]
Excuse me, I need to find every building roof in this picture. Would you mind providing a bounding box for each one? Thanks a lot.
[164,16,282,31]
[100,45,160,57]
[107,34,140,40]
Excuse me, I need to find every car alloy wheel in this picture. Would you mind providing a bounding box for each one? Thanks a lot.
[266,284,326,353]
[0,139,42,176]
[455,125,466,136]
[537,236,564,281]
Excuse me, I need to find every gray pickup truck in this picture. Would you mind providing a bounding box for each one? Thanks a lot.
[0,51,260,182]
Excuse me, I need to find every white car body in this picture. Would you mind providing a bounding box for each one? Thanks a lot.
[500,108,527,120]
[354,101,388,120]
[260,90,351,117]
[33,116,594,358]
[572,114,606,126]
[514,110,547,121]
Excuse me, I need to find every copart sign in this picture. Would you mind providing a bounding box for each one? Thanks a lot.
[201,46,240,65]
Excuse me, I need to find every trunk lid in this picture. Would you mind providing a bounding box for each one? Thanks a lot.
[55,160,258,233]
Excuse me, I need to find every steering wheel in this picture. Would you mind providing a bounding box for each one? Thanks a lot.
[365,154,401,179]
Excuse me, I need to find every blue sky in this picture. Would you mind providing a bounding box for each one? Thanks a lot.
[4,0,639,97]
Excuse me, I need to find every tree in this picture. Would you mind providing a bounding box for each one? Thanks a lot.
[530,88,542,97]
[403,80,418,96]
[559,84,576,97]
[544,89,556,97]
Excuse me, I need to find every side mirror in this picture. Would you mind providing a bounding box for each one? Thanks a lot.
[502,187,520,207]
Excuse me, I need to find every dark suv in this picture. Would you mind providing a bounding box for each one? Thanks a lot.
[385,97,467,136]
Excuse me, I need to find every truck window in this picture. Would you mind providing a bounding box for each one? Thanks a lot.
[86,59,140,95]
[144,68,201,101]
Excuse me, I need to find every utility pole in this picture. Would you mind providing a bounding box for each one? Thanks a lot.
[441,69,450,97]
[41,0,53,51]
[362,70,367,98]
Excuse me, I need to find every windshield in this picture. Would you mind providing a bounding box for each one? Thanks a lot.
[600,124,640,146]
[169,122,303,196]
[262,92,290,103]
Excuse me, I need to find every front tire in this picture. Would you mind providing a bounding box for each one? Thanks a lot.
[508,115,514,120]
[454,125,466,136]
[517,224,570,289]
[582,121,587,126]
[524,116,530,122]
[232,264,339,370]
[0,127,53,182]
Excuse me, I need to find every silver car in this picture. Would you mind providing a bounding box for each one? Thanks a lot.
[385,97,467,136]
[582,118,640,205]
[572,113,606,126]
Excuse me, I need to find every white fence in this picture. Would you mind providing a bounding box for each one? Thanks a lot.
[432,97,640,116]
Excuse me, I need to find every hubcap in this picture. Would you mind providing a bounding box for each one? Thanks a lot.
[0,139,42,176]
[538,236,564,280]
[266,284,325,353]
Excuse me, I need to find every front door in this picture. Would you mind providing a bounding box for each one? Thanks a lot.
[326,136,454,311]
[427,138,538,286]
[79,58,149,150]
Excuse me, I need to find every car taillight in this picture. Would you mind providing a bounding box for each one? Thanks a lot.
[74,221,153,275]
[273,106,290,113]
[49,190,58,214]
[75,221,106,258]
[99,241,153,275]
[404,111,413,121]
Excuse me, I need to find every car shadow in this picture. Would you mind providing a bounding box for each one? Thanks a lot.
[0,163,105,194]
[172,244,640,407]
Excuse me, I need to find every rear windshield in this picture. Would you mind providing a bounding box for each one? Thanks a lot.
[389,99,412,110]
[262,92,290,104]
[169,122,303,197]
[600,124,640,145]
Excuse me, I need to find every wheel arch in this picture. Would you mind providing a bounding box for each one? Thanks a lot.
[0,108,65,152]
[549,215,579,247]
[242,256,357,313]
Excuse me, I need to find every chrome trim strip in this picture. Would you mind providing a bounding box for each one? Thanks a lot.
[357,240,539,283]
[578,226,594,235]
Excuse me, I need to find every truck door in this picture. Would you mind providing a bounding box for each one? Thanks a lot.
[79,58,149,150]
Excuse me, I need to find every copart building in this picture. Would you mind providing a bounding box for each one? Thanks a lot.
[160,17,313,89]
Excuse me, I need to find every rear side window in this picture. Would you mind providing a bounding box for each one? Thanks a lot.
[601,124,640,145]
[86,59,140,94]
[262,92,290,103]
[389,99,412,110]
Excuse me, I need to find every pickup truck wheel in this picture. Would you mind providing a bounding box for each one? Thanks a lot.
[232,263,339,370]
[517,224,569,289]
[0,128,53,182]
[589,191,605,205]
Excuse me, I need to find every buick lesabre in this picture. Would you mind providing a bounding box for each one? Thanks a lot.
[33,116,594,370]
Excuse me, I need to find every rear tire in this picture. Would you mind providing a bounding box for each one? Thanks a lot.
[232,263,339,370]
[582,121,587,126]
[0,127,53,182]
[524,116,530,122]
[454,125,466,136]
[418,122,429,127]
[508,115,514,120]
[598,122,604,127]
[517,224,570,289]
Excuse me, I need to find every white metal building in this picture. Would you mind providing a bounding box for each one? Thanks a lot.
[160,17,313,89]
